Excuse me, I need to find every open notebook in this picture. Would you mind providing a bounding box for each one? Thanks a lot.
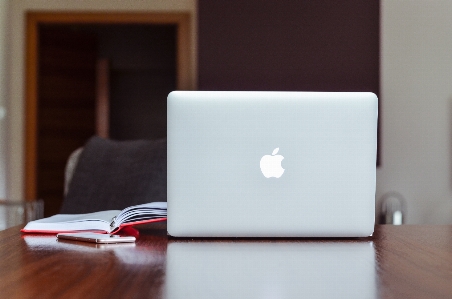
[21,202,167,234]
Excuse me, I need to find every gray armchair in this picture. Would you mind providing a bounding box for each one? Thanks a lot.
[61,136,167,214]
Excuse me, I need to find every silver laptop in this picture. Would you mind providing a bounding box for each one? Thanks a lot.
[167,91,378,237]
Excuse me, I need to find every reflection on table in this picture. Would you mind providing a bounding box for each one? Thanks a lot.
[166,241,376,299]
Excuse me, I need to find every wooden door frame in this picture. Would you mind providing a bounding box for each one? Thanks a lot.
[25,12,193,200]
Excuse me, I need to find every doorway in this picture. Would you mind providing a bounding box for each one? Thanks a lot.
[26,13,193,216]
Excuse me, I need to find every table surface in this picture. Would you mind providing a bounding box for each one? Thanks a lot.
[1,224,452,299]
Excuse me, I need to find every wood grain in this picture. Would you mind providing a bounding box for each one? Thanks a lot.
[96,59,110,138]
[1,225,452,298]
[373,225,452,298]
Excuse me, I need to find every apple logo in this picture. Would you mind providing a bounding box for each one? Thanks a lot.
[260,148,285,178]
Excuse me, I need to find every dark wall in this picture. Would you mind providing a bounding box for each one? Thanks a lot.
[198,1,379,94]
[95,25,176,140]
[48,24,177,141]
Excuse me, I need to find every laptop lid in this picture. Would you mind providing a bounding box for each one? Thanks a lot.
[167,91,378,237]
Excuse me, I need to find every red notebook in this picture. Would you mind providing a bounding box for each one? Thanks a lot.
[21,202,167,234]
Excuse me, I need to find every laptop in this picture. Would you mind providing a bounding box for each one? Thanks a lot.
[167,91,378,237]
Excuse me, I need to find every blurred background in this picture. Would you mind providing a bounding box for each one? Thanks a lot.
[0,0,451,226]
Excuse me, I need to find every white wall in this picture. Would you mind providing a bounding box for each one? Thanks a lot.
[0,0,9,199]
[4,0,197,202]
[377,0,452,223]
[0,0,9,229]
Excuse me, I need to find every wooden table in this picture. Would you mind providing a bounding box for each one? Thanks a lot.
[0,224,451,298]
